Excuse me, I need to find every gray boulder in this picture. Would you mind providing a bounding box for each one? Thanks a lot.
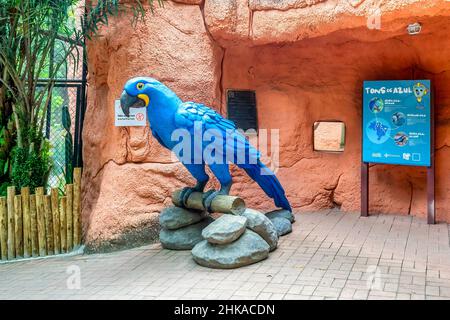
[270,217,292,236]
[202,214,247,244]
[160,218,213,250]
[159,206,206,230]
[242,208,278,251]
[266,209,295,223]
[192,230,270,269]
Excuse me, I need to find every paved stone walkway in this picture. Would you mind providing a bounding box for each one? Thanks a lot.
[1,210,450,300]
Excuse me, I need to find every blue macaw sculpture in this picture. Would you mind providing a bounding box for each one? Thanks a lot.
[120,77,291,212]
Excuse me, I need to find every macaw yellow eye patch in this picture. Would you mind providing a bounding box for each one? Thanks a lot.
[138,93,150,106]
[136,83,144,90]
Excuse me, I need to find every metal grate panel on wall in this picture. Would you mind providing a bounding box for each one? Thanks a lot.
[227,90,258,131]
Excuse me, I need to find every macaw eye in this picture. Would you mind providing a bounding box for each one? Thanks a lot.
[136,83,144,90]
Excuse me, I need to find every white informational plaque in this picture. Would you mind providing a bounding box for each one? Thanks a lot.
[114,99,147,127]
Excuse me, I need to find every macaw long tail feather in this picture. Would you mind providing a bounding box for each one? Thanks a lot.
[240,160,292,212]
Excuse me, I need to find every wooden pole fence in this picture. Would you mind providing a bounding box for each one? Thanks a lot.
[51,188,61,255]
[21,187,31,258]
[0,168,82,261]
[14,195,23,258]
[36,187,47,257]
[0,197,7,260]
[73,168,82,247]
[29,194,39,257]
[44,195,54,255]
[7,186,15,260]
[66,184,73,252]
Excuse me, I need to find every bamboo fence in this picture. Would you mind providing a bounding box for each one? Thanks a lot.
[0,168,82,261]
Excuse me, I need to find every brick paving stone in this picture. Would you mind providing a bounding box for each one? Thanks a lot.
[1,212,450,300]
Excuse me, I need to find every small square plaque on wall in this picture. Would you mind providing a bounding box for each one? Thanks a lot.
[114,99,147,127]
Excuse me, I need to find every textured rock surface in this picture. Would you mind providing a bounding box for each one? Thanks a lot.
[192,229,270,269]
[202,214,247,244]
[242,208,278,251]
[83,1,223,250]
[159,206,206,230]
[160,218,213,250]
[266,209,295,223]
[84,0,450,251]
[270,217,293,236]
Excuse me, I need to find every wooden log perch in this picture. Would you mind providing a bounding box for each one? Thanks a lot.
[172,190,246,215]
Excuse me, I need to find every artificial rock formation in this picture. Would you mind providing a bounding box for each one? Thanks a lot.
[159,195,285,269]
[83,0,450,251]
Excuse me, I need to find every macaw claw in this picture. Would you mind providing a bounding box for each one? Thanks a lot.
[179,187,197,207]
[202,190,219,213]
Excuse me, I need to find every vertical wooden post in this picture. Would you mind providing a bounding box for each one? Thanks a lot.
[7,186,15,259]
[14,195,23,258]
[0,197,7,260]
[35,187,47,256]
[66,184,73,252]
[361,163,369,217]
[21,187,31,258]
[73,168,82,247]
[60,197,67,253]
[51,188,61,254]
[44,195,54,255]
[29,194,39,257]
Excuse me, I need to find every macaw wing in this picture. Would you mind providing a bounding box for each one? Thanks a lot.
[174,101,260,164]
[174,101,236,131]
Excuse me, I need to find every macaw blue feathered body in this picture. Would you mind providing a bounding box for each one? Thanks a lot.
[120,77,291,212]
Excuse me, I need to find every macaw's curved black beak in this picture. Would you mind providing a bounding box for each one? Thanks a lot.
[120,90,146,117]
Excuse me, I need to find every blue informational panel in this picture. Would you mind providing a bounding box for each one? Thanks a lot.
[362,80,431,166]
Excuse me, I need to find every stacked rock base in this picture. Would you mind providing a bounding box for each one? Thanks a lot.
[159,196,295,269]
[159,206,213,250]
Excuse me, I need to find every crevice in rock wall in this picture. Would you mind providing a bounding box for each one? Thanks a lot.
[92,158,126,180]
[248,0,327,12]
[158,15,195,35]
[279,156,316,169]
[219,48,226,114]
[326,173,343,209]
[247,0,254,38]
[299,192,322,208]
[437,144,450,152]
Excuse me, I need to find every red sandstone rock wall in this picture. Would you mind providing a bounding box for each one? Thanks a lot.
[83,0,450,251]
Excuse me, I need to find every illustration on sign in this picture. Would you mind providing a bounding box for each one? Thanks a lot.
[362,80,431,166]
[114,99,147,127]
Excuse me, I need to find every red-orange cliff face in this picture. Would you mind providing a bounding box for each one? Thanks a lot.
[83,0,450,251]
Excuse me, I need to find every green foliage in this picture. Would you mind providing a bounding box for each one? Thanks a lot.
[11,138,52,192]
[82,0,165,40]
[0,0,163,195]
